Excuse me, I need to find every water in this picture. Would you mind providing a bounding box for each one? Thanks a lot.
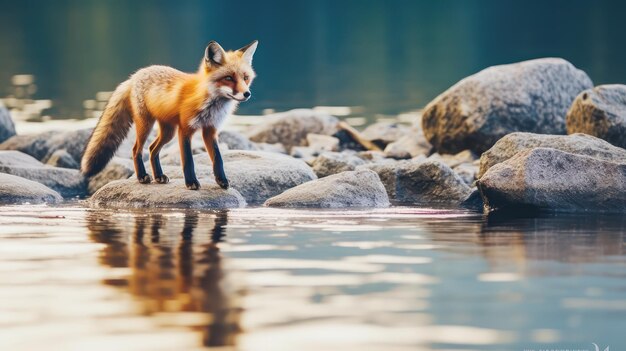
[1,205,624,350]
[2,0,626,120]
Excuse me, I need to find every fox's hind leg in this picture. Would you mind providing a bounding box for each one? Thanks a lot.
[149,122,176,184]
[132,116,155,184]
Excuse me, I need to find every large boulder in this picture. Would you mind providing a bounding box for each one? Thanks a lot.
[264,169,389,208]
[246,109,339,151]
[0,128,92,162]
[478,132,626,178]
[566,84,626,149]
[162,150,317,205]
[422,58,593,154]
[360,159,472,205]
[0,150,87,198]
[310,151,366,178]
[0,104,16,143]
[0,173,62,205]
[90,178,246,209]
[477,148,626,213]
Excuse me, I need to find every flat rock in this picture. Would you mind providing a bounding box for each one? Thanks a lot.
[0,173,62,205]
[90,178,246,209]
[264,169,389,208]
[0,104,16,143]
[477,148,626,213]
[478,132,626,178]
[422,58,593,154]
[566,84,626,149]
[246,109,339,151]
[310,151,366,178]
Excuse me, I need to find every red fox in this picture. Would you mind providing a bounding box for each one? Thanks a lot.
[81,40,258,190]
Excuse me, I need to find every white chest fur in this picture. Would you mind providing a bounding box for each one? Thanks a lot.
[188,98,235,130]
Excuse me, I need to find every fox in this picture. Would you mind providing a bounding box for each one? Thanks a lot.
[81,40,258,190]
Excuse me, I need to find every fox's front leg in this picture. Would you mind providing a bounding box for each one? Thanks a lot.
[178,127,200,190]
[202,127,229,189]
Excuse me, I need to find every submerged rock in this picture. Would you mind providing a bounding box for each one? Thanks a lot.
[478,132,626,178]
[264,169,389,208]
[310,151,366,178]
[478,148,626,213]
[0,173,62,205]
[90,178,246,209]
[246,109,339,151]
[0,105,16,144]
[422,58,593,154]
[566,84,626,149]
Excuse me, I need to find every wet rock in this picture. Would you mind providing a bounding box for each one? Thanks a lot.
[422,58,593,154]
[0,173,62,205]
[478,132,626,178]
[87,157,135,194]
[0,128,93,162]
[218,130,259,151]
[360,122,411,149]
[306,133,339,152]
[163,150,317,205]
[264,169,389,208]
[246,109,339,151]
[45,149,79,169]
[0,104,16,143]
[310,151,366,178]
[566,84,626,149]
[90,178,246,209]
[478,147,626,213]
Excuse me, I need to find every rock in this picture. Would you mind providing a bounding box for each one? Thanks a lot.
[566,84,626,149]
[45,149,79,169]
[453,162,479,186]
[162,150,317,205]
[87,157,135,194]
[384,132,432,159]
[0,104,16,143]
[218,130,259,151]
[246,109,339,151]
[255,142,287,154]
[0,173,62,205]
[290,146,319,163]
[359,159,472,205]
[428,150,477,168]
[264,169,389,208]
[460,188,484,211]
[0,150,87,198]
[306,133,339,152]
[422,58,593,154]
[360,122,411,149]
[478,132,626,178]
[477,147,626,213]
[90,178,246,209]
[0,128,93,162]
[310,151,366,178]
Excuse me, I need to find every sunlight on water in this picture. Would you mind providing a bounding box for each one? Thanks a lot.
[0,205,624,350]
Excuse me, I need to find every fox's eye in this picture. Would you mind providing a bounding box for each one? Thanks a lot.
[243,75,249,81]
[224,76,234,82]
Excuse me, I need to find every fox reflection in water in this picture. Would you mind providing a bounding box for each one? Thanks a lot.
[86,210,241,347]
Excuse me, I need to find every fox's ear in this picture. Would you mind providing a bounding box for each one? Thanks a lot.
[238,40,258,65]
[205,41,226,66]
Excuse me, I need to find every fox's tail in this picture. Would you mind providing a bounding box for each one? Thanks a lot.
[81,80,133,177]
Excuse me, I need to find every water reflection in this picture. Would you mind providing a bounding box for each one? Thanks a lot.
[86,210,241,348]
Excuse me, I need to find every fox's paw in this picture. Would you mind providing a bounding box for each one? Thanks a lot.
[155,175,169,184]
[215,177,229,190]
[138,174,152,184]
[185,180,201,190]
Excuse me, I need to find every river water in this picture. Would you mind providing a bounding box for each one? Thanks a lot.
[1,205,624,350]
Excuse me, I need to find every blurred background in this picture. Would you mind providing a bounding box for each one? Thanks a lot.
[1,0,626,122]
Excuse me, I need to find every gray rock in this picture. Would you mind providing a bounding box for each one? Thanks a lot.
[360,122,411,148]
[310,151,366,178]
[0,150,87,198]
[306,133,339,152]
[478,132,626,178]
[87,157,135,194]
[46,149,79,169]
[246,109,339,151]
[161,150,317,205]
[90,178,246,209]
[290,146,319,163]
[384,131,432,159]
[360,159,472,205]
[255,142,287,154]
[566,84,626,149]
[428,150,477,168]
[453,162,479,186]
[264,169,389,208]
[477,147,626,213]
[218,130,259,151]
[0,173,62,205]
[422,58,593,154]
[0,128,93,162]
[0,105,16,143]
